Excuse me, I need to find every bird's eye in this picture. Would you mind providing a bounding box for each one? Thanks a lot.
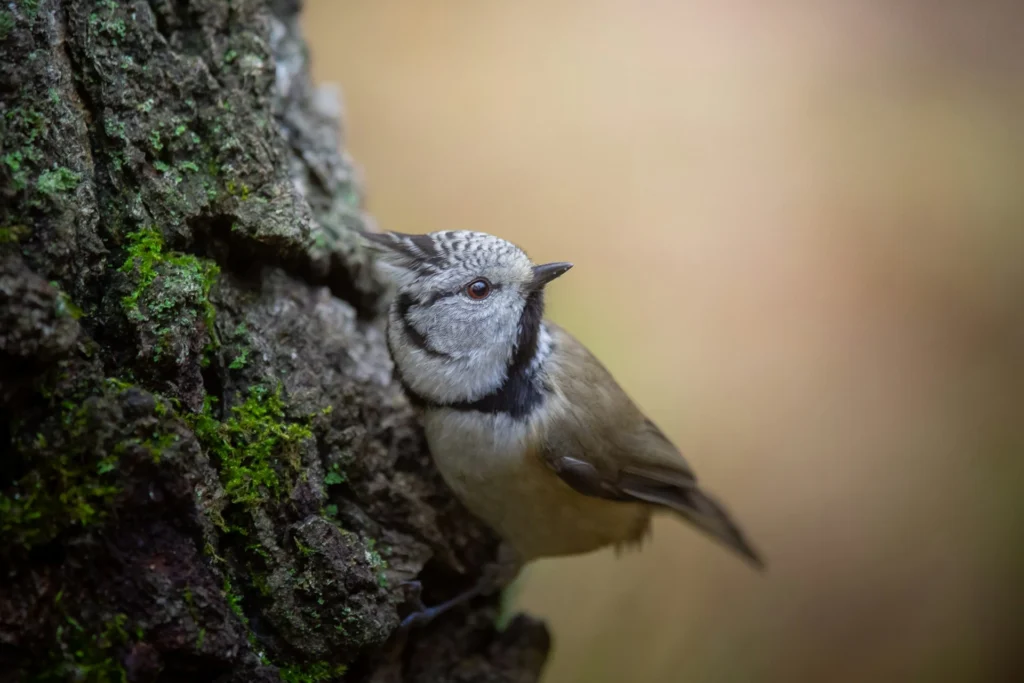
[466,278,492,300]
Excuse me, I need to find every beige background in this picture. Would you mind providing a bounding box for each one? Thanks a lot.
[304,2,1024,681]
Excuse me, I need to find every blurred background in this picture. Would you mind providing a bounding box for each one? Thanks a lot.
[303,2,1024,681]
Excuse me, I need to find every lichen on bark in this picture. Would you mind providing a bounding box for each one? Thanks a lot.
[0,1,549,681]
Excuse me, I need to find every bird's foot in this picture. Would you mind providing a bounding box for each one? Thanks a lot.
[396,544,524,632]
[398,582,485,631]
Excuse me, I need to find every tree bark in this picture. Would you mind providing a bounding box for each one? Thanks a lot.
[0,1,549,681]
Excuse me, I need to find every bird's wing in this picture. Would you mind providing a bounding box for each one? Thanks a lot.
[538,323,764,569]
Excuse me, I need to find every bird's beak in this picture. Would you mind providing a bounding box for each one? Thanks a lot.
[531,262,573,289]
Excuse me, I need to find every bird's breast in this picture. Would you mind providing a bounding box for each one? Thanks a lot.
[422,408,650,561]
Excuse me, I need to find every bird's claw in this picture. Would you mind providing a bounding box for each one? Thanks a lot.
[398,605,441,631]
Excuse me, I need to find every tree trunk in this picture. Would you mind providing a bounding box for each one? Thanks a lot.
[0,1,549,681]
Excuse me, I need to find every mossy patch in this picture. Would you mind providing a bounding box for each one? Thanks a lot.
[54,285,84,320]
[21,0,41,19]
[0,103,81,216]
[0,378,177,550]
[1,398,121,549]
[363,538,389,588]
[222,575,347,681]
[1,106,46,192]
[323,463,345,487]
[0,11,14,42]
[222,576,248,622]
[221,574,272,664]
[118,227,219,363]
[38,612,131,683]
[36,166,81,196]
[279,662,348,683]
[228,347,250,370]
[0,224,29,244]
[88,0,128,42]
[226,322,253,371]
[189,385,312,507]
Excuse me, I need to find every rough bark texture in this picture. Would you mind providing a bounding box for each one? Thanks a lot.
[0,1,550,681]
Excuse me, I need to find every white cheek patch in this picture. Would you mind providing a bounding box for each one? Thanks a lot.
[390,306,514,404]
[410,289,523,360]
[399,343,511,405]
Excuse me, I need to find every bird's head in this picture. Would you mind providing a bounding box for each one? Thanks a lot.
[362,229,572,404]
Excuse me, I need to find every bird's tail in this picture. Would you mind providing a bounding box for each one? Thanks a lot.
[673,485,764,569]
[621,476,764,569]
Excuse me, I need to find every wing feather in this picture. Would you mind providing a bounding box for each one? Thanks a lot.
[539,323,764,569]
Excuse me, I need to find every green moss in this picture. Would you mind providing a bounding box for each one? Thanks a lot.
[223,572,347,681]
[19,0,40,19]
[279,662,348,683]
[0,11,13,42]
[228,347,250,370]
[36,167,81,196]
[1,107,46,191]
[137,428,179,464]
[364,538,389,588]
[88,0,127,41]
[3,151,26,185]
[1,379,177,550]
[1,106,82,215]
[39,613,130,683]
[222,576,246,621]
[225,322,252,370]
[0,224,29,243]
[1,399,121,549]
[224,179,251,200]
[188,385,312,507]
[251,572,272,597]
[118,228,220,361]
[323,463,346,486]
[103,377,134,392]
[221,575,270,663]
[51,284,84,319]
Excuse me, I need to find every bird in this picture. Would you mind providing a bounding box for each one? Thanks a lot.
[361,229,763,627]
